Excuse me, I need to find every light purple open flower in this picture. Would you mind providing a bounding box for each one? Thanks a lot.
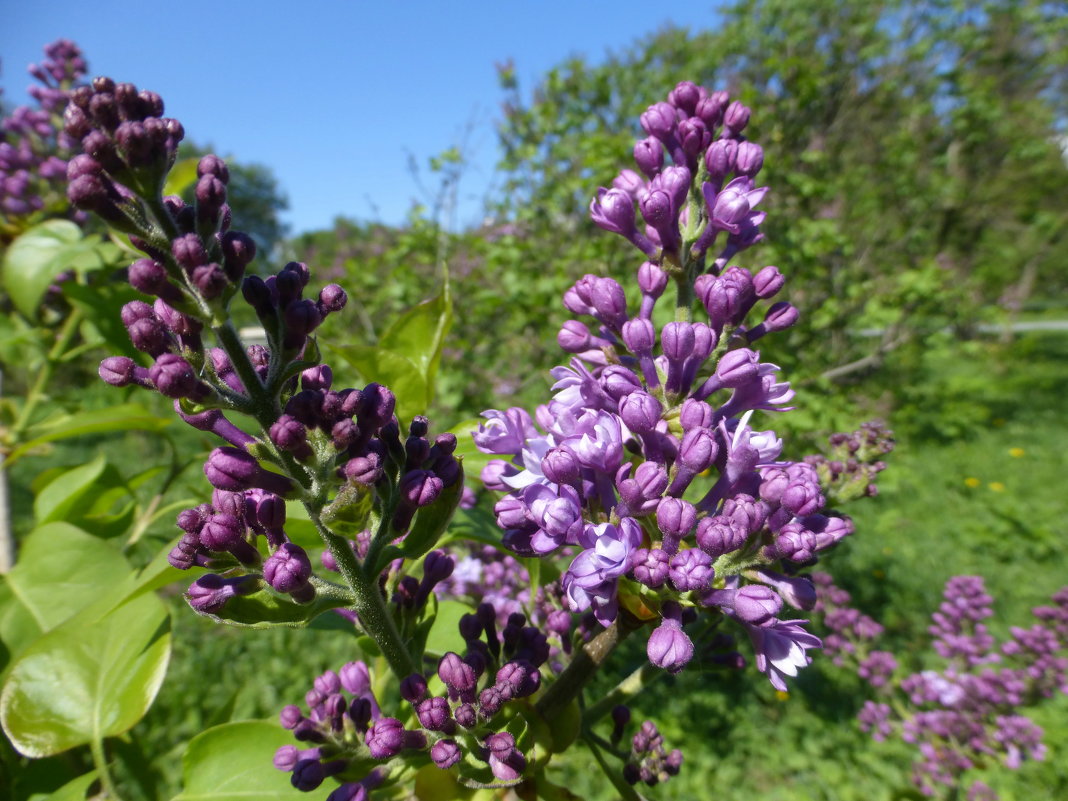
[745,618,822,691]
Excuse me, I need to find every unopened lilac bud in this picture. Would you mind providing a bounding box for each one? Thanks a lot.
[264,543,312,594]
[220,231,256,280]
[360,383,396,428]
[339,661,371,694]
[343,454,383,485]
[696,516,747,558]
[541,447,581,487]
[678,117,710,161]
[668,548,714,592]
[197,154,229,183]
[630,548,670,588]
[735,141,764,177]
[590,187,638,238]
[400,470,443,507]
[438,653,477,700]
[715,348,759,387]
[640,102,677,141]
[365,718,406,759]
[679,427,717,472]
[284,299,322,338]
[204,447,295,496]
[242,275,274,315]
[318,284,347,313]
[431,739,461,769]
[558,320,591,352]
[600,365,643,401]
[400,673,428,704]
[733,585,783,624]
[416,696,453,731]
[647,619,694,674]
[279,705,303,730]
[186,573,253,614]
[637,261,668,299]
[762,302,799,332]
[619,391,662,433]
[199,512,244,551]
[191,263,228,299]
[613,169,645,197]
[195,174,227,221]
[656,497,696,548]
[696,90,729,128]
[661,322,695,362]
[128,258,170,296]
[590,277,627,325]
[633,137,663,178]
[704,139,738,181]
[622,318,656,353]
[149,353,199,398]
[669,81,702,114]
[679,399,713,430]
[172,233,207,272]
[723,101,750,134]
[454,703,476,729]
[99,356,138,386]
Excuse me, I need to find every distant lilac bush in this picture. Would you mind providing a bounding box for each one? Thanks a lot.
[50,70,904,799]
[814,573,1068,799]
[1,40,87,233]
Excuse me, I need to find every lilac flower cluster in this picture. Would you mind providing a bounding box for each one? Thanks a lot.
[475,82,850,690]
[805,421,894,505]
[1,40,86,229]
[276,600,555,794]
[815,574,1068,798]
[607,706,684,788]
[69,76,461,619]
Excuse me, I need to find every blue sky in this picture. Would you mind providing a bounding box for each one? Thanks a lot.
[3,1,722,234]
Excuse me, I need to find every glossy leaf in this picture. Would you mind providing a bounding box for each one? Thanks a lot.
[423,599,474,658]
[325,342,428,422]
[163,157,200,197]
[0,522,133,663]
[6,404,172,465]
[379,284,453,400]
[195,586,351,629]
[38,770,98,801]
[33,455,109,524]
[1,222,99,318]
[174,720,307,801]
[0,592,171,757]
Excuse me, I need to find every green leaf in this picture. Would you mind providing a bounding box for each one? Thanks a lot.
[1,223,89,320]
[0,522,134,663]
[423,599,474,657]
[36,770,98,801]
[379,285,453,401]
[64,281,142,357]
[33,455,109,524]
[6,404,172,465]
[195,586,351,629]
[174,720,307,801]
[324,342,428,422]
[0,592,171,757]
[163,157,201,197]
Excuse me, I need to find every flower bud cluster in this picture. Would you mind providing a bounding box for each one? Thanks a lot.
[618,718,683,788]
[475,83,860,690]
[814,574,1068,799]
[1,40,87,229]
[78,78,461,620]
[805,420,894,504]
[275,600,555,796]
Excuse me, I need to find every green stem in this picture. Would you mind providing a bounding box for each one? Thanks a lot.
[582,733,643,801]
[582,661,664,726]
[309,508,416,678]
[10,307,84,439]
[536,610,644,720]
[89,737,124,801]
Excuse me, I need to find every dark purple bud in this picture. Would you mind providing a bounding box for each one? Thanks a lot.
[678,117,710,161]
[220,231,256,280]
[589,187,638,239]
[454,703,476,729]
[191,263,228,300]
[204,447,295,496]
[589,277,627,325]
[660,322,695,362]
[761,302,799,333]
[197,154,230,183]
[270,415,311,458]
[416,696,453,731]
[704,138,738,181]
[99,356,138,387]
[149,353,199,398]
[400,470,443,507]
[478,685,505,718]
[656,497,696,546]
[171,233,207,272]
[128,258,171,296]
[318,284,347,313]
[284,299,322,339]
[366,718,407,759]
[279,705,303,730]
[343,454,383,486]
[264,543,312,594]
[400,673,428,704]
[431,739,461,769]
[438,652,477,699]
[600,365,643,401]
[360,383,396,429]
[290,760,325,791]
[715,349,759,387]
[186,573,254,614]
[640,102,677,141]
[339,661,371,695]
[668,81,702,114]
[242,275,274,316]
[199,513,244,551]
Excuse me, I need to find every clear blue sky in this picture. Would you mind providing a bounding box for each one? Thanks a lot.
[3,1,722,235]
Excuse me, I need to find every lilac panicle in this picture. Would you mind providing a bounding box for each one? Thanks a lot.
[474,81,878,692]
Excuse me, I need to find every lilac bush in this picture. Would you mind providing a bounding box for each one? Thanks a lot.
[38,69,959,799]
[814,573,1068,799]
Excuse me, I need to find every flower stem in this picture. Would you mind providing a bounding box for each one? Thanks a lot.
[536,610,644,720]
[308,507,416,678]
